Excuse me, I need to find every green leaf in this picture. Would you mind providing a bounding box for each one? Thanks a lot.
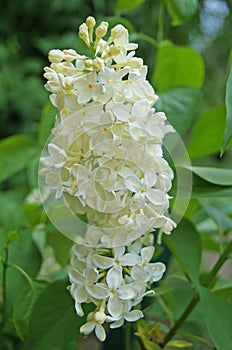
[25,279,84,350]
[0,191,25,232]
[199,287,232,350]
[191,174,232,198]
[153,43,204,92]
[47,229,73,266]
[164,219,201,284]
[191,166,232,186]
[155,87,201,135]
[166,0,198,26]
[6,230,19,245]
[222,66,232,152]
[6,229,41,328]
[166,339,193,348]
[187,105,227,158]
[0,135,37,183]
[13,281,47,340]
[38,101,56,149]
[199,200,232,232]
[115,0,145,14]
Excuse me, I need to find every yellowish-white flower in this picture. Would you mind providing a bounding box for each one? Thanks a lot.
[40,16,177,342]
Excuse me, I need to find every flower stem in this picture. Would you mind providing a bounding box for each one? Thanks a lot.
[7,263,34,289]
[161,240,232,347]
[202,239,232,289]
[131,33,159,49]
[1,247,9,330]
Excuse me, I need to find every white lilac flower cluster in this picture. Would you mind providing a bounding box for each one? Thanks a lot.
[40,17,176,341]
[69,234,166,341]
[40,17,176,247]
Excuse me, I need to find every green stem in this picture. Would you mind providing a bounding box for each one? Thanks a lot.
[162,294,199,347]
[1,247,8,330]
[131,33,159,49]
[202,240,232,289]
[157,0,165,43]
[7,263,34,289]
[161,240,232,347]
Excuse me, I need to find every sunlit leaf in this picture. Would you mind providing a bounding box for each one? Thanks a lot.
[166,339,193,347]
[199,287,232,350]
[187,105,228,158]
[5,230,41,328]
[163,219,201,284]
[155,87,201,135]
[166,0,198,26]
[0,135,37,183]
[222,66,232,152]
[191,173,232,198]
[115,0,145,14]
[13,281,46,340]
[153,43,204,91]
[47,229,73,266]
[199,200,232,232]
[38,101,57,149]
[6,230,19,245]
[24,279,86,350]
[190,166,232,186]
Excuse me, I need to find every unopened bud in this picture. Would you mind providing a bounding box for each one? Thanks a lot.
[95,22,108,38]
[86,16,96,30]
[63,49,79,61]
[128,57,143,69]
[79,23,90,46]
[86,16,96,44]
[94,311,107,324]
[109,45,122,57]
[111,24,126,39]
[48,49,64,63]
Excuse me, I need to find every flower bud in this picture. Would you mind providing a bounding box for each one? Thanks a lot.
[95,22,108,38]
[48,49,64,63]
[63,49,79,61]
[79,23,90,46]
[111,24,126,39]
[109,45,122,57]
[86,16,96,30]
[94,311,107,324]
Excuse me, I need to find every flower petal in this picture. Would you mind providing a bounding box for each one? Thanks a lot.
[95,324,106,342]
[124,309,143,322]
[124,176,141,193]
[69,268,85,284]
[146,189,167,205]
[80,320,95,335]
[118,285,136,300]
[120,253,140,266]
[113,246,125,259]
[144,168,157,188]
[141,246,154,264]
[74,285,88,303]
[107,295,123,318]
[110,318,124,329]
[86,268,99,283]
[106,266,123,290]
[92,254,114,269]
[149,262,166,282]
[86,284,109,299]
[74,301,84,316]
